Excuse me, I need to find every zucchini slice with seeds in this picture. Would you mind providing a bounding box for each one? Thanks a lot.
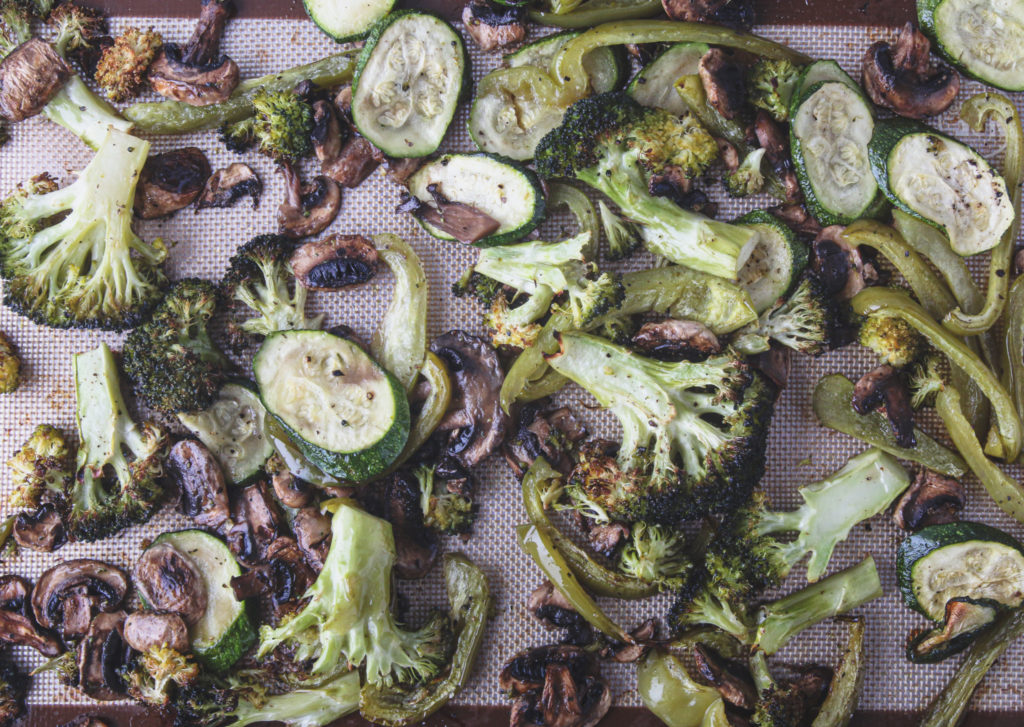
[505,31,626,94]
[736,210,809,313]
[351,10,467,157]
[793,59,861,99]
[407,153,545,247]
[303,0,395,42]
[627,42,709,115]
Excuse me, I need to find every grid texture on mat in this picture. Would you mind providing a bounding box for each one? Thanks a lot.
[0,13,1023,715]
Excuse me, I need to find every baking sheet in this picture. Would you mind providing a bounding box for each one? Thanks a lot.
[1,14,1023,715]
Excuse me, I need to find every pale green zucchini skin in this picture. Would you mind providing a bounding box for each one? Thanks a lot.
[303,0,396,42]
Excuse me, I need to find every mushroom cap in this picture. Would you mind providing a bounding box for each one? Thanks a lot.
[76,611,129,701]
[894,469,966,531]
[133,543,208,625]
[631,319,722,361]
[0,39,71,122]
[12,503,66,552]
[168,438,231,532]
[861,23,960,120]
[123,611,189,653]
[290,234,379,291]
[148,46,239,106]
[31,559,128,632]
[134,147,212,219]
[277,163,342,239]
[196,162,262,210]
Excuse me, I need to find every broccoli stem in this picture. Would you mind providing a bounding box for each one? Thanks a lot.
[125,50,358,134]
[754,557,881,655]
[227,671,360,727]
[42,75,133,150]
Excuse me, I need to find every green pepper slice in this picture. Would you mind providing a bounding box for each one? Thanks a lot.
[529,0,662,27]
[1003,276,1024,429]
[370,234,428,392]
[637,650,726,727]
[810,618,865,727]
[385,353,452,475]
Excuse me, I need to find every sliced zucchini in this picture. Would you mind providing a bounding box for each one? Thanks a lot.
[869,119,1014,256]
[178,381,274,486]
[627,42,709,116]
[918,0,1024,92]
[148,530,255,672]
[303,0,395,42]
[351,10,466,157]
[793,59,861,100]
[468,66,566,161]
[505,31,626,94]
[736,210,809,313]
[254,330,410,483]
[791,80,881,226]
[407,153,545,247]
[897,521,1024,621]
[908,597,1001,663]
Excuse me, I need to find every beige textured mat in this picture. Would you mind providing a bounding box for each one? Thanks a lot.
[1,14,1023,713]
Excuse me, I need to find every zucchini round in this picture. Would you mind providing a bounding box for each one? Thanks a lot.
[351,10,467,157]
[147,530,255,672]
[897,521,1024,621]
[407,153,545,247]
[468,66,566,161]
[791,80,881,226]
[303,0,395,42]
[908,597,1001,663]
[869,119,1014,256]
[254,330,410,483]
[736,210,809,313]
[627,42,709,116]
[792,59,861,101]
[918,0,1024,92]
[178,380,274,486]
[505,31,625,95]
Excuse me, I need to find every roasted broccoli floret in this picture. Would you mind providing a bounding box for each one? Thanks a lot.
[859,312,925,367]
[94,26,162,101]
[123,279,228,414]
[47,1,105,53]
[0,131,168,329]
[258,503,454,687]
[7,424,70,509]
[551,332,774,523]
[739,275,839,356]
[220,87,314,161]
[122,646,199,707]
[0,0,30,54]
[415,465,475,536]
[69,342,167,541]
[535,92,762,280]
[483,291,552,350]
[451,269,503,306]
[617,522,690,592]
[0,661,27,727]
[0,332,19,394]
[724,147,767,198]
[908,351,944,408]
[591,312,637,345]
[598,201,642,261]
[221,234,322,339]
[748,58,802,122]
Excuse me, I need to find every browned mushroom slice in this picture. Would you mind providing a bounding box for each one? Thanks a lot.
[196,162,261,210]
[270,467,312,509]
[384,156,424,187]
[698,48,746,121]
[769,203,823,237]
[601,619,657,663]
[587,522,630,560]
[693,644,758,709]
[12,502,66,552]
[504,402,587,478]
[239,481,284,550]
[499,645,600,694]
[291,234,378,291]
[851,364,898,415]
[148,0,239,105]
[311,99,347,162]
[77,611,129,701]
[432,330,510,468]
[632,319,721,361]
[293,507,332,570]
[0,39,72,122]
[123,612,189,653]
[501,645,611,727]
[134,147,211,219]
[168,438,231,532]
[324,136,383,189]
[462,0,527,52]
[527,582,593,645]
[0,605,61,656]
[263,537,318,609]
[862,23,960,119]
[812,225,862,299]
[414,184,502,245]
[0,575,30,611]
[662,0,752,25]
[893,469,965,531]
[755,345,792,392]
[32,560,129,636]
[277,160,342,239]
[852,364,916,448]
[133,543,208,625]
[754,110,801,202]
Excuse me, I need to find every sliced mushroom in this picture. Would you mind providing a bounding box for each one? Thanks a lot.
[385,156,424,187]
[852,364,916,448]
[61,593,96,639]
[13,502,66,552]
[812,226,862,299]
[0,38,72,122]
[293,507,332,570]
[586,522,630,560]
[134,147,211,219]
[324,136,383,189]
[239,481,285,551]
[291,234,378,290]
[893,469,966,530]
[432,330,510,468]
[311,99,347,162]
[528,582,592,646]
[359,470,439,580]
[413,184,502,245]
[0,577,61,656]
[462,0,527,52]
[503,401,587,479]
[662,0,752,27]
[148,0,239,105]
[769,203,823,237]
[0,576,30,612]
[600,619,657,663]
[632,319,721,361]
[754,110,801,202]
[123,612,189,653]
[270,468,312,509]
[168,438,231,532]
[229,538,317,620]
[698,49,746,121]
[755,345,791,392]
[862,23,959,119]
[77,611,129,701]
[196,162,261,210]
[501,646,611,727]
[851,364,898,415]
[500,645,601,694]
[32,560,128,636]
[694,644,758,710]
[277,160,342,239]
[133,544,207,626]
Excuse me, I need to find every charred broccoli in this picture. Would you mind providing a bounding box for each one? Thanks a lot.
[0,661,26,727]
[94,26,162,101]
[534,92,762,280]
[219,87,314,161]
[451,269,503,306]
[724,147,767,198]
[122,645,199,707]
[0,130,168,329]
[617,522,690,592]
[859,312,925,367]
[748,58,802,122]
[123,279,228,414]
[598,201,642,261]
[415,465,474,536]
[737,275,840,356]
[7,424,70,509]
[0,332,18,393]
[69,342,167,541]
[221,234,322,339]
[549,332,774,523]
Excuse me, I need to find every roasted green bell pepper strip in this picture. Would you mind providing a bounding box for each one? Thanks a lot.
[812,375,967,478]
[385,353,452,474]
[637,650,729,727]
[811,618,866,727]
[529,0,662,27]
[919,608,1024,727]
[935,385,1024,523]
[371,234,428,392]
[1004,276,1024,428]
[360,553,490,726]
[517,523,632,641]
[852,287,1023,461]
[943,93,1023,336]
[521,458,658,599]
[124,50,358,134]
